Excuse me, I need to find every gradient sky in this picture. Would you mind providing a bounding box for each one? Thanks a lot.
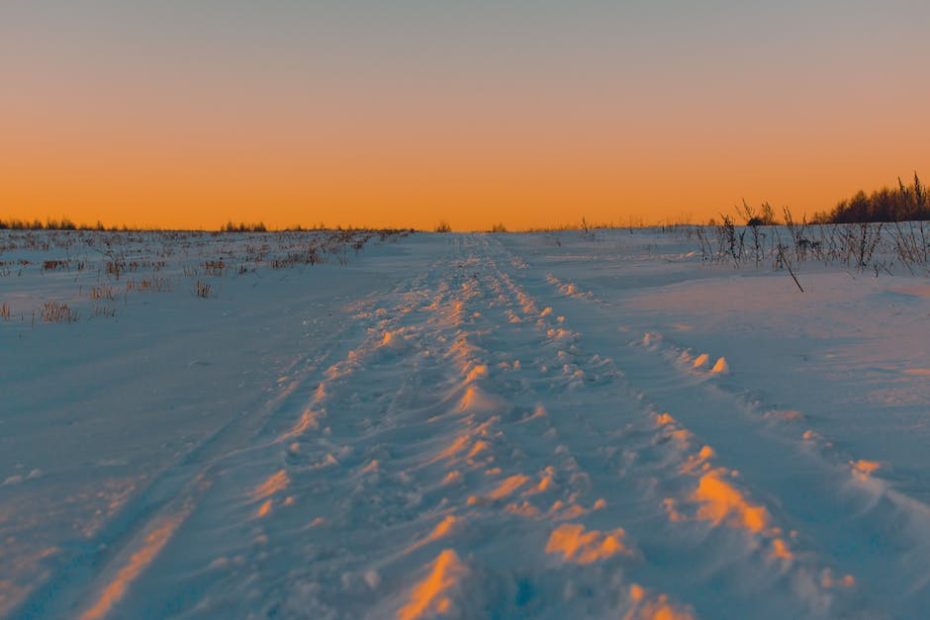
[2,1,929,230]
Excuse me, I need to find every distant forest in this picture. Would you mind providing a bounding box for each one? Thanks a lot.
[814,173,929,224]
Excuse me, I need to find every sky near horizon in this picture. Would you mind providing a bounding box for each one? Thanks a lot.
[2,1,929,230]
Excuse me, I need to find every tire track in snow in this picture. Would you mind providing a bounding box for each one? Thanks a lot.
[202,234,857,618]
[372,236,695,619]
[139,235,695,619]
[511,239,930,615]
[482,240,866,618]
[13,265,422,620]
[72,242,482,617]
[379,237,696,618]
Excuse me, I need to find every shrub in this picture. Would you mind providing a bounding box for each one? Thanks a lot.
[221,221,268,233]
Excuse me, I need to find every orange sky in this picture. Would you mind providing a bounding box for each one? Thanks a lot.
[2,2,928,230]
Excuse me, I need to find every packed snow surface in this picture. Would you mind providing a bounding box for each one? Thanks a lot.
[3,229,930,619]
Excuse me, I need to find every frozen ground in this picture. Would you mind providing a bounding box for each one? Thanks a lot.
[2,229,930,619]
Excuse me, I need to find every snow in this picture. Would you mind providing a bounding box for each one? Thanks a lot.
[2,228,930,618]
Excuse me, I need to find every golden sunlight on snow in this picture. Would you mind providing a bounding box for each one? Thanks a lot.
[625,584,696,620]
[252,470,290,501]
[79,511,190,620]
[692,469,770,534]
[545,523,631,564]
[397,549,467,620]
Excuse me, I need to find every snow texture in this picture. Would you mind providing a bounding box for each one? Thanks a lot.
[3,229,930,619]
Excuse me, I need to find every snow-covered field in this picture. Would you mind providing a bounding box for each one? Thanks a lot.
[3,229,930,619]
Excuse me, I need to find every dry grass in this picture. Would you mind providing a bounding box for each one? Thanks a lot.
[92,304,117,318]
[0,303,10,320]
[0,227,412,328]
[686,215,930,286]
[106,260,124,279]
[90,285,115,301]
[42,259,70,271]
[41,302,79,323]
[129,277,171,292]
[202,260,226,276]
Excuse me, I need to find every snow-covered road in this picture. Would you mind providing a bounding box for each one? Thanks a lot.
[4,231,930,619]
